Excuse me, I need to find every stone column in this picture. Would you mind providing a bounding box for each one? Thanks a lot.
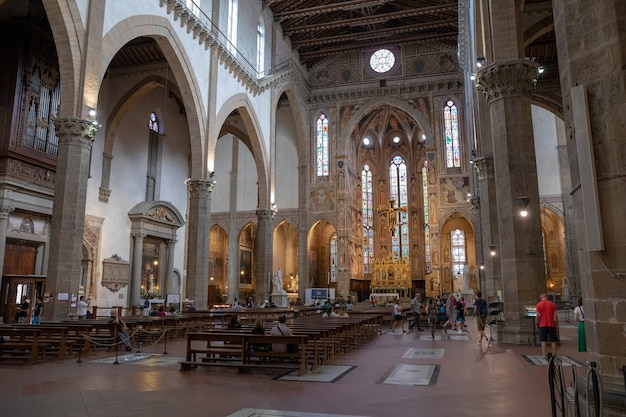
[473,157,501,298]
[132,232,145,305]
[227,140,239,303]
[476,61,546,343]
[47,118,98,321]
[297,164,308,304]
[255,208,275,303]
[166,239,176,299]
[0,204,14,277]
[185,178,214,310]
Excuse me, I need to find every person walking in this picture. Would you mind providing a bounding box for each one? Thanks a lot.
[473,291,488,345]
[390,299,408,333]
[409,292,423,331]
[573,297,586,352]
[442,293,457,330]
[536,293,559,359]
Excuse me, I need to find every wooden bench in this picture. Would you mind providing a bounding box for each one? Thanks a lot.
[0,327,49,364]
[180,332,309,376]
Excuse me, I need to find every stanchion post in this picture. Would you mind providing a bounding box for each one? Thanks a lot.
[113,327,120,365]
[163,329,168,355]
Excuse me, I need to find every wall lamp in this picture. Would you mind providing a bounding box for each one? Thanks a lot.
[489,244,496,257]
[477,57,486,68]
[517,196,530,217]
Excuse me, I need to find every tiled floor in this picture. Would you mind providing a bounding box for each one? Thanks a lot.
[0,315,588,417]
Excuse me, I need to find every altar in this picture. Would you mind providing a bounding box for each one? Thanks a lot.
[371,254,411,297]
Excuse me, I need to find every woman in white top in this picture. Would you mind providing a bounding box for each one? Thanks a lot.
[573,297,586,352]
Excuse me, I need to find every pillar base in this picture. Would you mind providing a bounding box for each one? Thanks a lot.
[577,379,626,417]
[271,292,289,308]
[497,322,538,345]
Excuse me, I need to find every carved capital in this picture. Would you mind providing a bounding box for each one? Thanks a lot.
[0,204,14,219]
[98,187,111,203]
[256,208,276,222]
[473,157,494,180]
[55,118,99,148]
[133,232,147,241]
[476,60,540,102]
[185,178,215,198]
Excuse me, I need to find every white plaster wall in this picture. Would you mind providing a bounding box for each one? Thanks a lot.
[211,135,258,213]
[75,0,88,29]
[532,105,562,197]
[86,85,190,306]
[236,143,258,211]
[275,103,298,209]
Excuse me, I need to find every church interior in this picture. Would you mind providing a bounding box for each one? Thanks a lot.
[0,0,624,415]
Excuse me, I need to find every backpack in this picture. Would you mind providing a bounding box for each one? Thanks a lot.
[477,299,488,316]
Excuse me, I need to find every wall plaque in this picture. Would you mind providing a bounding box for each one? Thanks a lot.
[102,254,130,292]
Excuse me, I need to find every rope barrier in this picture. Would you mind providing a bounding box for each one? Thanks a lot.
[76,327,170,364]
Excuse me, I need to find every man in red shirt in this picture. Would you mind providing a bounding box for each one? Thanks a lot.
[536,293,559,358]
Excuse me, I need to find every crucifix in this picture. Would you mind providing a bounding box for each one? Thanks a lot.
[377,199,407,237]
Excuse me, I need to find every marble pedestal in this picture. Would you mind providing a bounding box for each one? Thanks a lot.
[272,292,289,308]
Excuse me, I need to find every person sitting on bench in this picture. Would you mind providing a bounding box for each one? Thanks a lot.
[109,310,132,351]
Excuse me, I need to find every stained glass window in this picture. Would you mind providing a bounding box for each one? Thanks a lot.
[389,156,409,259]
[451,228,466,276]
[148,112,159,132]
[316,114,329,176]
[362,165,374,273]
[444,100,460,168]
[330,235,337,283]
[423,161,431,272]
[370,49,395,73]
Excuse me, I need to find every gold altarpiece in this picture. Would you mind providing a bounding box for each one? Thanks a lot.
[371,254,411,295]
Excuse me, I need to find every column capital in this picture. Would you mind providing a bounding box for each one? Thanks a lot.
[473,157,494,180]
[185,178,215,198]
[476,60,541,102]
[133,232,146,240]
[0,204,14,219]
[55,118,99,147]
[256,208,276,222]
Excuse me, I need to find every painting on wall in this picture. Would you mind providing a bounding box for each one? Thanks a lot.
[8,213,49,237]
[440,177,469,204]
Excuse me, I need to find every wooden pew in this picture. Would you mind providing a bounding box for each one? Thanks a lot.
[180,332,309,376]
[0,327,48,364]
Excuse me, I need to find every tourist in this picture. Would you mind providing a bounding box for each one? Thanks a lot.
[474,291,488,345]
[227,315,242,329]
[32,296,44,325]
[77,295,90,319]
[536,293,559,358]
[573,297,586,352]
[442,293,457,330]
[109,310,132,351]
[456,296,467,332]
[390,299,407,333]
[409,292,423,331]
[16,296,29,324]
[270,315,293,352]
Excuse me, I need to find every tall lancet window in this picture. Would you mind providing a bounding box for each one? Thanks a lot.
[256,18,265,76]
[451,228,466,276]
[227,0,238,54]
[146,112,160,201]
[316,114,329,176]
[444,100,460,168]
[389,156,409,259]
[330,235,337,283]
[423,161,431,273]
[362,165,374,273]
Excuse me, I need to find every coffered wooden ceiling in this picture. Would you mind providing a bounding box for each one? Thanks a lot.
[264,0,460,69]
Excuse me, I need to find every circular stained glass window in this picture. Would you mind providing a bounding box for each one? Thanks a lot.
[370,49,395,73]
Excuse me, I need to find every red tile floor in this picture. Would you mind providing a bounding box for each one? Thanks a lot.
[0,313,588,417]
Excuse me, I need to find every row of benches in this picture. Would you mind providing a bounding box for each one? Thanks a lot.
[180,314,383,376]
